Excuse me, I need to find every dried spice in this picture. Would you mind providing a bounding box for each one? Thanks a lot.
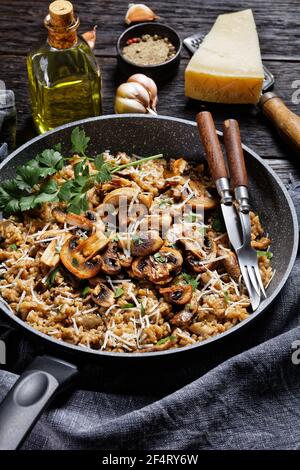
[122,34,176,65]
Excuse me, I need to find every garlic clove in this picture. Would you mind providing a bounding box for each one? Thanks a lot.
[125,3,159,25]
[82,25,97,50]
[127,74,158,111]
[115,96,147,114]
[116,82,150,108]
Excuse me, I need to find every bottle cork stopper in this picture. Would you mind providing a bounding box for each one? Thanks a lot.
[49,0,74,27]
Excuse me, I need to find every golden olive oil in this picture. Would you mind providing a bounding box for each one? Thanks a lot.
[27,1,102,134]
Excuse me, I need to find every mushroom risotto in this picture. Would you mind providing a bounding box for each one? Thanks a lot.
[0,127,273,352]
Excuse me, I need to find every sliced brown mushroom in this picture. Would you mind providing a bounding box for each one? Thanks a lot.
[80,231,109,259]
[60,235,103,279]
[182,180,217,211]
[118,253,133,268]
[140,214,172,233]
[52,207,94,231]
[92,282,115,308]
[100,242,121,275]
[103,187,139,207]
[101,175,132,192]
[164,158,187,179]
[159,284,193,305]
[76,314,103,330]
[40,239,60,268]
[138,193,153,209]
[217,246,240,282]
[183,236,218,274]
[131,246,183,284]
[131,231,163,257]
[170,309,194,327]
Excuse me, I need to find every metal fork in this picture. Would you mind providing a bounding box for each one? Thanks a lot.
[223,119,266,310]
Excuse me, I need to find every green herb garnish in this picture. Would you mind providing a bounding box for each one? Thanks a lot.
[257,250,273,259]
[114,287,124,298]
[182,272,199,291]
[158,196,173,208]
[211,209,226,232]
[9,243,17,251]
[121,303,135,309]
[153,252,166,263]
[0,127,163,216]
[140,302,145,315]
[72,258,79,268]
[157,335,176,346]
[132,234,144,246]
[47,267,59,287]
[82,286,90,297]
[71,126,90,157]
[223,290,231,304]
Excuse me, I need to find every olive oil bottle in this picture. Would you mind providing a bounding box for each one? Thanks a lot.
[27,0,102,134]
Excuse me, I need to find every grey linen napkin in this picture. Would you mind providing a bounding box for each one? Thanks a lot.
[0,184,299,450]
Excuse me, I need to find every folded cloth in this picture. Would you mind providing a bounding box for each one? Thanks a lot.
[0,184,299,450]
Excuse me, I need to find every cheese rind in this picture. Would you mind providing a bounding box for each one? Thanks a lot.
[185,9,264,104]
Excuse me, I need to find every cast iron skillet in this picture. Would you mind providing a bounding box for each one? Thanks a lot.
[0,115,298,449]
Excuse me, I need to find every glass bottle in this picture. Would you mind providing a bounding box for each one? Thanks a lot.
[27,0,102,134]
[0,89,17,154]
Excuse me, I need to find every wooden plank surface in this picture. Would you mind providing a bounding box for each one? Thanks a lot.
[1,0,300,59]
[0,0,300,185]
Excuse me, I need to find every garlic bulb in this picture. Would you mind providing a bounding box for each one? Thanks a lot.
[82,25,97,50]
[115,75,158,115]
[127,74,158,110]
[125,3,159,25]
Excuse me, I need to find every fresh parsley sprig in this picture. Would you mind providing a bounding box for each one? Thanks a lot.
[0,127,163,216]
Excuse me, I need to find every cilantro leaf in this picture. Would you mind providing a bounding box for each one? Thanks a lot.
[71,127,90,156]
[19,195,37,212]
[82,286,90,297]
[182,273,199,291]
[257,250,273,259]
[223,290,231,304]
[156,335,176,346]
[94,153,105,170]
[47,267,60,287]
[121,303,135,309]
[211,209,226,232]
[38,149,64,170]
[114,287,124,298]
[153,252,167,263]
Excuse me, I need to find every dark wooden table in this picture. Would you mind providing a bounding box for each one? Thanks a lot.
[1,0,300,185]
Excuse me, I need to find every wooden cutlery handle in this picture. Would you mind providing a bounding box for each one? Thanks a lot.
[223,119,248,189]
[196,111,228,182]
[260,92,300,154]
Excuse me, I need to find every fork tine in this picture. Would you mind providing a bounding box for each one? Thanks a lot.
[240,265,254,297]
[240,265,260,311]
[247,265,261,296]
[253,265,267,298]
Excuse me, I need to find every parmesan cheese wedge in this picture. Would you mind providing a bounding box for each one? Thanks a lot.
[185,9,264,104]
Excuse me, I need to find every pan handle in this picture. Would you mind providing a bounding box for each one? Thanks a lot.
[0,355,78,450]
[260,92,300,154]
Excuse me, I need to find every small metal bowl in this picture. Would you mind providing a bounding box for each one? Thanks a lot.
[117,23,182,83]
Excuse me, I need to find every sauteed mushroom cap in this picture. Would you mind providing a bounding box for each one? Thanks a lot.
[52,207,94,231]
[159,284,193,305]
[131,246,183,284]
[103,187,139,207]
[182,180,217,211]
[92,282,115,308]
[101,242,122,275]
[60,235,104,279]
[131,231,163,257]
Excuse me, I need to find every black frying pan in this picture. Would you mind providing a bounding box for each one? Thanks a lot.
[0,115,298,450]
